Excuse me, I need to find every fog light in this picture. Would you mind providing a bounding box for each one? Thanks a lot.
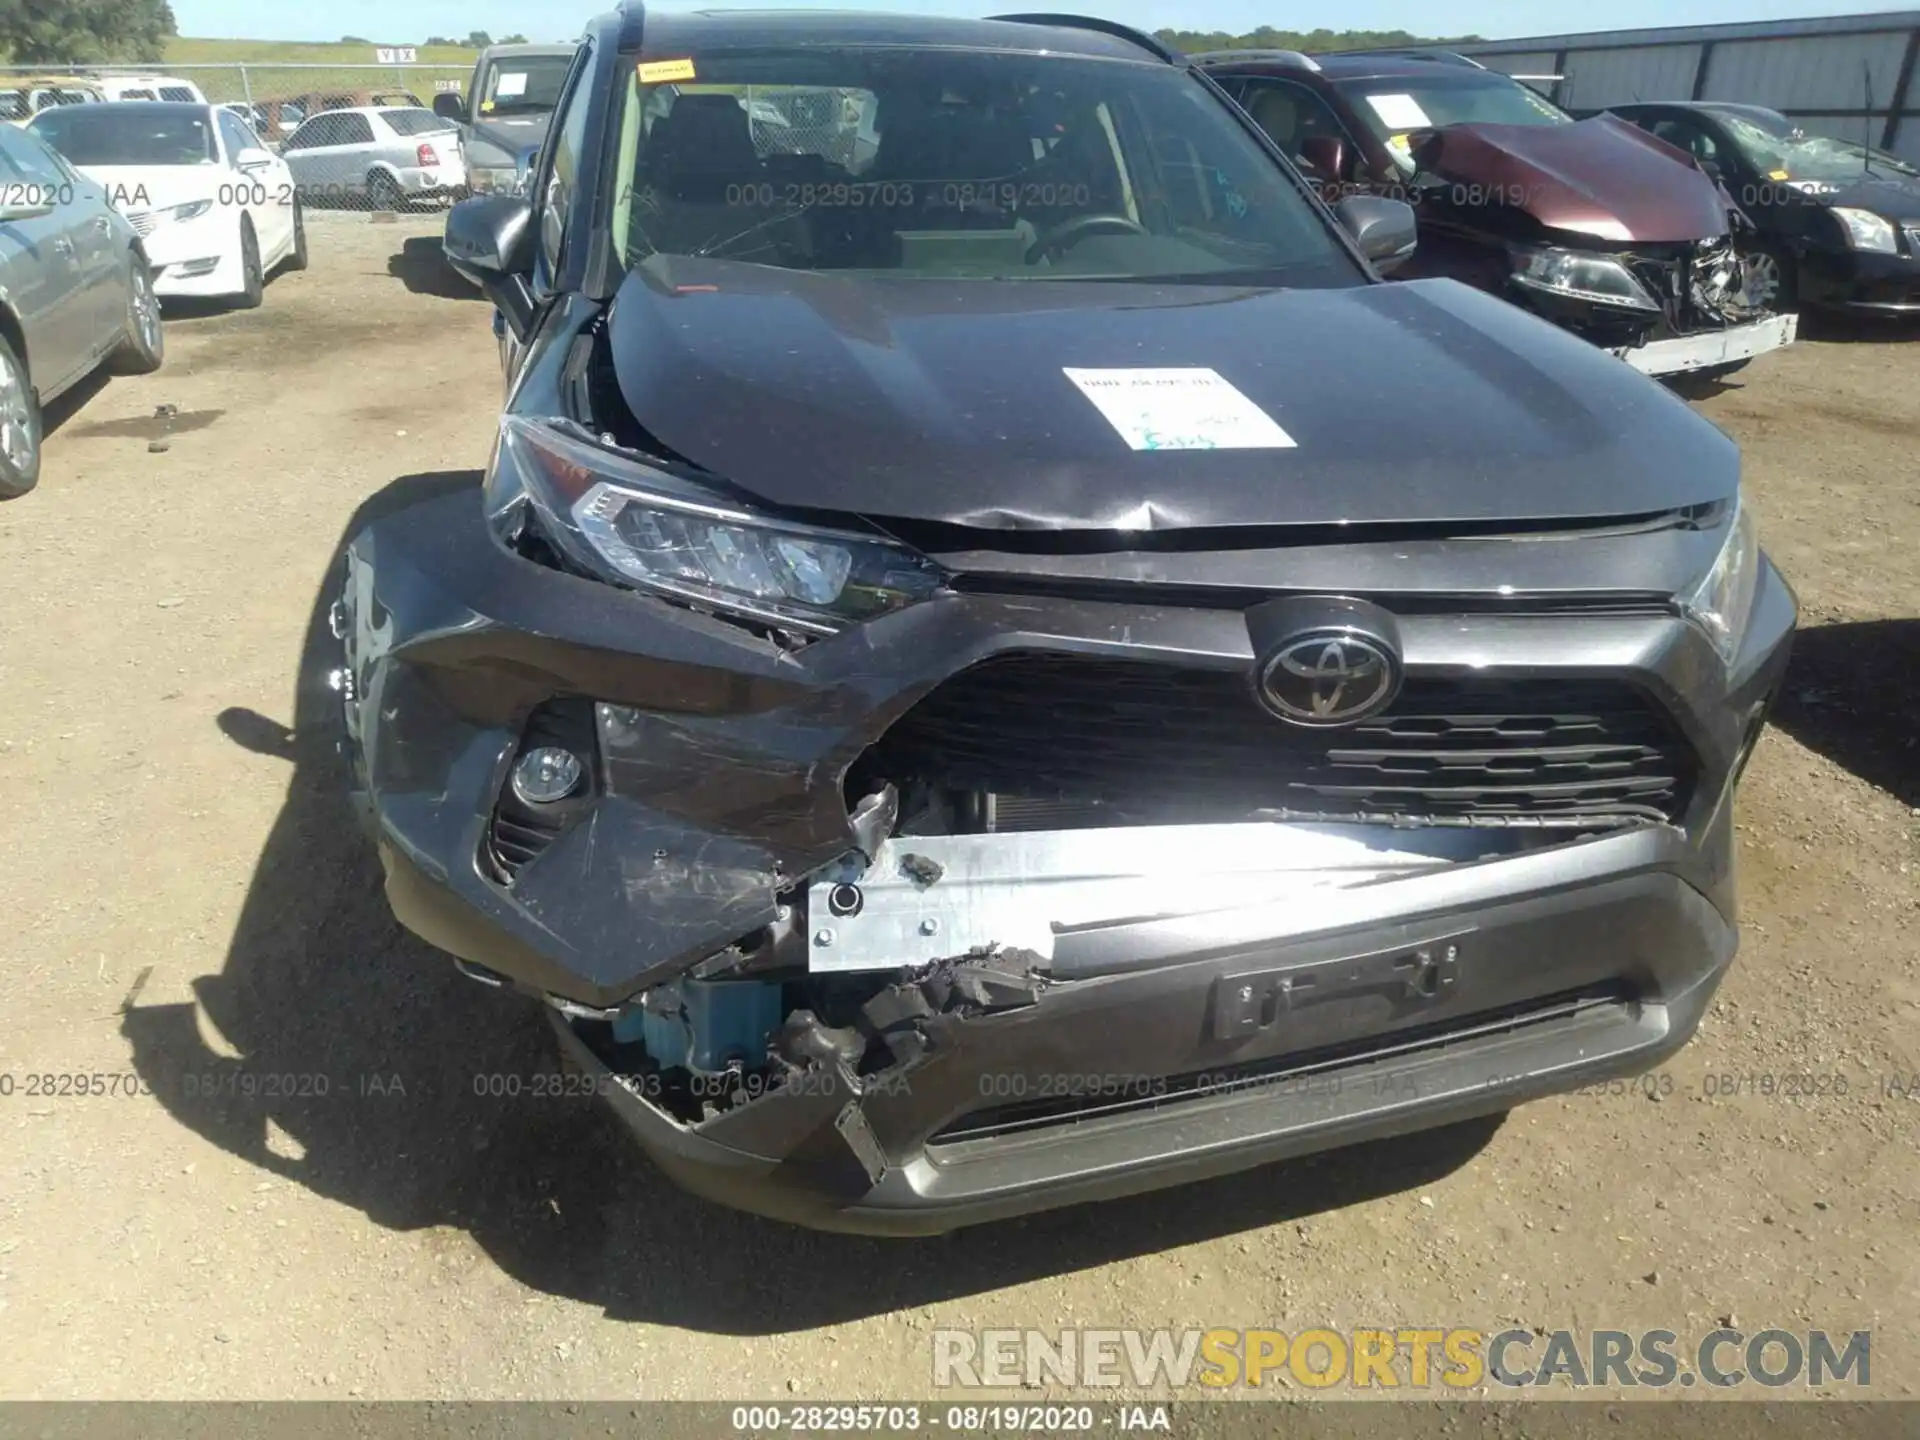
[510,746,583,805]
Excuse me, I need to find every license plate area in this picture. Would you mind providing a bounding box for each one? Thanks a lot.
[1210,931,1469,1042]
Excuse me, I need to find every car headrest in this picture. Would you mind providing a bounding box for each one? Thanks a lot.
[649,93,759,196]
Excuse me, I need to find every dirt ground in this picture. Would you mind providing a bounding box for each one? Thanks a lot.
[0,213,1915,1404]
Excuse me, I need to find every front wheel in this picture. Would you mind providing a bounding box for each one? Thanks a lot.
[1740,243,1798,314]
[282,199,309,272]
[108,257,165,375]
[233,220,264,309]
[0,334,42,500]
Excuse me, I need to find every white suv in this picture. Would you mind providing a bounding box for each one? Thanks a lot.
[94,75,209,104]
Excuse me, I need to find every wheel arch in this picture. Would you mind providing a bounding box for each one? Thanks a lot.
[0,297,29,383]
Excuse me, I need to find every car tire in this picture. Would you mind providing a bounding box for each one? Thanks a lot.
[0,333,43,500]
[108,256,165,376]
[234,220,264,310]
[367,170,402,213]
[283,199,309,272]
[1744,243,1798,314]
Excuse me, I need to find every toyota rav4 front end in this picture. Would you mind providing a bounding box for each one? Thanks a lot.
[335,5,1796,1234]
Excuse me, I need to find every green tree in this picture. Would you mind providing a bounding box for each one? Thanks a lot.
[499,33,528,44]
[340,34,371,43]
[0,0,178,64]
[464,29,492,48]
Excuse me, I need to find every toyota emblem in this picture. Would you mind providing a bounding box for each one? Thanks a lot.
[1257,632,1401,727]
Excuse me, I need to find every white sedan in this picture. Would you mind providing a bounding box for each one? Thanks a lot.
[28,101,305,308]
[278,106,467,209]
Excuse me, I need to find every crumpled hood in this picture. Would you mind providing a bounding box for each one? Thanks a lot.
[603,257,1736,533]
[78,164,218,214]
[1418,116,1732,244]
[467,111,551,165]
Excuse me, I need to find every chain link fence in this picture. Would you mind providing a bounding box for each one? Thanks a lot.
[1,62,479,212]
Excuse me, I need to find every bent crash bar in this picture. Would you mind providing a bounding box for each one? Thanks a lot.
[805,822,1530,974]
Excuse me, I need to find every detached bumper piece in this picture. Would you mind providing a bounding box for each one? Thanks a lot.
[1613,313,1798,376]
[339,486,1794,1233]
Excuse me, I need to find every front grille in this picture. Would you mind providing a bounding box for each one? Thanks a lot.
[125,210,156,236]
[858,655,1696,825]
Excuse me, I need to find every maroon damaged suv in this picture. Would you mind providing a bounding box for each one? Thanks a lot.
[1199,47,1797,381]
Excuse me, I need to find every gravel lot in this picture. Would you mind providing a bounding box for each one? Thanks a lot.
[1,213,1915,1403]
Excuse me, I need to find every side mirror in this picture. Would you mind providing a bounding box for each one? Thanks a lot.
[432,91,465,122]
[234,147,274,171]
[1298,135,1348,182]
[1334,195,1418,274]
[445,194,537,338]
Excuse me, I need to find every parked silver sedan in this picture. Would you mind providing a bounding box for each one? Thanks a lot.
[278,106,467,209]
[0,122,163,499]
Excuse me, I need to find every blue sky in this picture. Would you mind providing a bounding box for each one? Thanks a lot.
[173,0,1916,44]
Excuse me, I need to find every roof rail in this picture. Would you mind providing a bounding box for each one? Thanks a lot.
[989,14,1185,64]
[1191,48,1322,72]
[1333,46,1487,69]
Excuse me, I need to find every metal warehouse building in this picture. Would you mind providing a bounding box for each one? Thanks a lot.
[1450,9,1920,160]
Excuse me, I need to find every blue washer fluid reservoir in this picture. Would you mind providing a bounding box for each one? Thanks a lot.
[612,978,786,1074]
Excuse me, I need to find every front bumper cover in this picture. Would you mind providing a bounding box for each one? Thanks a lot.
[337,481,1796,1232]
[1612,313,1798,376]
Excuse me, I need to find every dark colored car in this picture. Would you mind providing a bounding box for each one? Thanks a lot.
[1607,102,1920,315]
[336,5,1796,1234]
[1198,49,1796,379]
[431,42,579,196]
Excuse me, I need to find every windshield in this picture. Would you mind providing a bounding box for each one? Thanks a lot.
[610,50,1355,285]
[1336,73,1569,169]
[30,107,214,165]
[481,55,572,114]
[1716,111,1919,181]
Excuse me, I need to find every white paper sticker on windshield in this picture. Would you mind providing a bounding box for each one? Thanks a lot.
[1063,368,1296,451]
[494,72,528,98]
[1365,93,1433,131]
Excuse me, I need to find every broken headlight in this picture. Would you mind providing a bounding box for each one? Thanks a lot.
[496,416,943,635]
[1679,495,1759,666]
[1510,246,1662,312]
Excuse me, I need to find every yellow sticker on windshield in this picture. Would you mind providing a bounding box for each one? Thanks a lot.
[1768,168,1791,180]
[637,57,696,84]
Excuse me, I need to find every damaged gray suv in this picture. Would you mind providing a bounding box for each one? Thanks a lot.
[335,5,1796,1233]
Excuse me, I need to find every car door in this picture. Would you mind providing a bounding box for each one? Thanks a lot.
[0,124,95,391]
[282,113,346,199]
[329,113,377,194]
[40,139,122,347]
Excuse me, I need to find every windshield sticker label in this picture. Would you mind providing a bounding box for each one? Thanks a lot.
[1063,368,1297,451]
[493,72,528,98]
[637,57,697,84]
[1364,93,1433,131]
